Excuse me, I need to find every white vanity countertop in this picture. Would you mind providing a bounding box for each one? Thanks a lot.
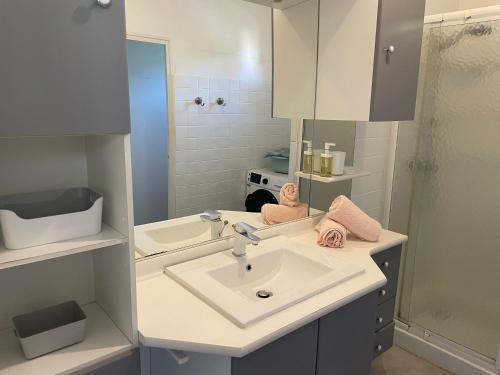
[136,222,407,357]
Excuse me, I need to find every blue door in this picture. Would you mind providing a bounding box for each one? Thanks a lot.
[127,40,169,225]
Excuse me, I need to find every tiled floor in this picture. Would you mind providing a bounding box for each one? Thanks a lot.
[371,346,452,375]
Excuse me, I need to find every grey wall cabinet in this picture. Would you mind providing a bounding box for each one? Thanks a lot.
[315,0,426,122]
[369,0,427,121]
[0,0,131,137]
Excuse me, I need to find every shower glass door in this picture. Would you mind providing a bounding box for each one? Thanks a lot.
[396,19,500,360]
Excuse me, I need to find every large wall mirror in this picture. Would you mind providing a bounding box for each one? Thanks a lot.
[128,0,356,260]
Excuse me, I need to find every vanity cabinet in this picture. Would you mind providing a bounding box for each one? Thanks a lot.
[316,291,378,375]
[0,0,130,137]
[231,320,319,375]
[149,291,379,375]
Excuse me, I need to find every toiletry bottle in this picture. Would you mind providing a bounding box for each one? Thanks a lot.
[302,140,313,174]
[320,143,336,177]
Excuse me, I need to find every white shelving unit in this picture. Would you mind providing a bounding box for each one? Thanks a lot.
[0,303,132,375]
[0,224,127,270]
[295,170,370,183]
[0,135,137,373]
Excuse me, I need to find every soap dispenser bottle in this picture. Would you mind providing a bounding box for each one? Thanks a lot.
[302,140,313,174]
[320,143,336,177]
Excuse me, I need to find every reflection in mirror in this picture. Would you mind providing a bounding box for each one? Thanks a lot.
[300,120,356,214]
[126,0,319,259]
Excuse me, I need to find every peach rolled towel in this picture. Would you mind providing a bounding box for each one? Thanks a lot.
[261,203,309,225]
[315,217,347,248]
[327,195,382,242]
[280,182,300,207]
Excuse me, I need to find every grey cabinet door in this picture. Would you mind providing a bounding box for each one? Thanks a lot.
[231,320,318,375]
[370,0,426,121]
[0,0,130,137]
[316,291,378,375]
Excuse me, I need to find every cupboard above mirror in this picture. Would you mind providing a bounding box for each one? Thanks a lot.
[269,0,426,122]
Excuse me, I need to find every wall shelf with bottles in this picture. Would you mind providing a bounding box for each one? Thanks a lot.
[295,170,370,183]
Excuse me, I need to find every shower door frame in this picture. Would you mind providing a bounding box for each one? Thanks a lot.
[393,6,500,375]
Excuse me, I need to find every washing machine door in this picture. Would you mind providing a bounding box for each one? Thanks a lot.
[245,189,278,212]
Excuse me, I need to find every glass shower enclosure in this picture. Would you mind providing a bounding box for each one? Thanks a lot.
[390,16,500,362]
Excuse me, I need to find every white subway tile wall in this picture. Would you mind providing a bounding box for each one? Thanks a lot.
[351,122,394,222]
[173,75,291,217]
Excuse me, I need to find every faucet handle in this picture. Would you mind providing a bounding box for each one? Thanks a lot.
[201,210,222,221]
[232,222,257,235]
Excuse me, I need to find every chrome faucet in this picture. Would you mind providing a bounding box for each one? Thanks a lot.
[200,210,228,240]
[232,222,261,257]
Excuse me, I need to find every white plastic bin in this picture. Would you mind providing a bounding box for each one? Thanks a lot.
[13,301,87,359]
[0,187,103,249]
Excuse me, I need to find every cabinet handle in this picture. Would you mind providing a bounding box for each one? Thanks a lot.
[377,317,384,324]
[384,45,396,54]
[96,0,112,8]
[380,289,387,297]
[383,261,390,268]
[384,45,395,63]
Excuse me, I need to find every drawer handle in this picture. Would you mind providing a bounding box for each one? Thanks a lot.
[377,317,384,324]
[380,289,387,297]
[383,261,390,268]
[376,344,383,352]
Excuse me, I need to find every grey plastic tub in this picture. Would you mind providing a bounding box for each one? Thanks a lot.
[0,187,103,249]
[13,301,87,359]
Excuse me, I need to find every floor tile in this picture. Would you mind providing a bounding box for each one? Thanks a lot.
[371,346,452,375]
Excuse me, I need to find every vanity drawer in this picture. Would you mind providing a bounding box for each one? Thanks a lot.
[373,322,395,359]
[372,245,401,280]
[372,245,401,304]
[375,298,396,331]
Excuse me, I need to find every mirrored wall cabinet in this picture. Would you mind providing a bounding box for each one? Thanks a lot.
[268,0,426,122]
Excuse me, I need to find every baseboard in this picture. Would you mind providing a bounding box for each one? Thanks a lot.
[394,320,499,375]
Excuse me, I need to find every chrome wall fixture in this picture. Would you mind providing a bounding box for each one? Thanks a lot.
[96,0,112,8]
[194,97,206,106]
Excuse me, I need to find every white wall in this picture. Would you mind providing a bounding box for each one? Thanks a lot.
[351,122,394,224]
[425,0,500,15]
[126,0,271,79]
[125,0,291,217]
[173,75,290,216]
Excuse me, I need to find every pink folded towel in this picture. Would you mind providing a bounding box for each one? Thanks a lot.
[261,203,309,225]
[280,183,300,207]
[315,216,347,248]
[327,195,381,242]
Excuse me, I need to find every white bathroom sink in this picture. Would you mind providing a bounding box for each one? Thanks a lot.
[134,211,263,256]
[165,235,364,327]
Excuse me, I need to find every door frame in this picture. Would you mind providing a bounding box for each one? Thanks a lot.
[126,33,177,219]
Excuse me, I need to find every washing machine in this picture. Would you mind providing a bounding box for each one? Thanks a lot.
[245,168,290,212]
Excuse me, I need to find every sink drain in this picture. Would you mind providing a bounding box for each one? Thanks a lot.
[256,289,273,299]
